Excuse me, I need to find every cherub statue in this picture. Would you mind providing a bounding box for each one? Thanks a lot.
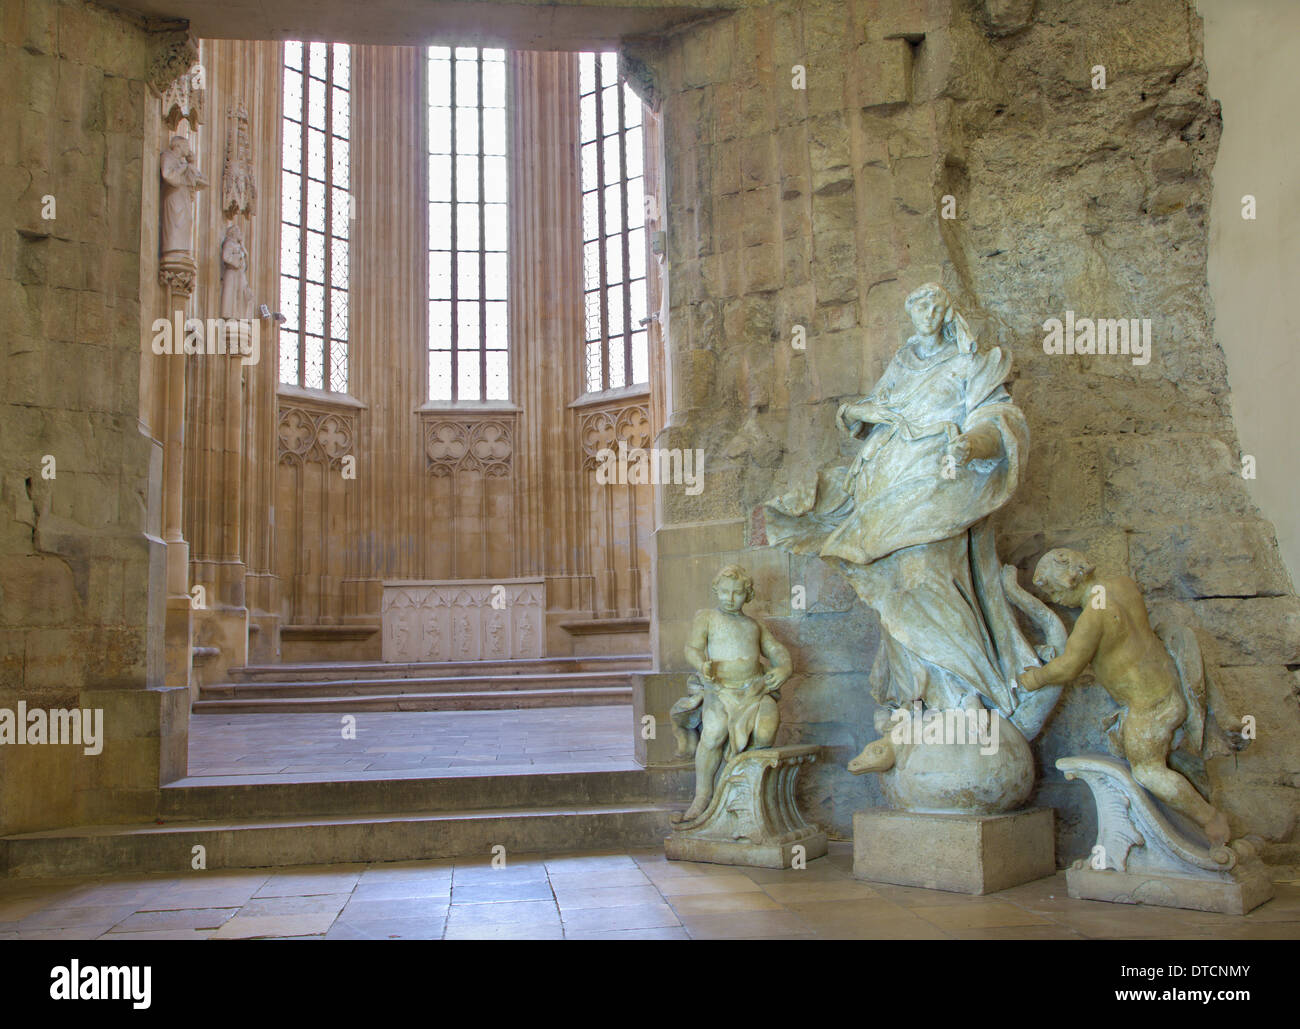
[1018,548,1242,846]
[670,565,793,823]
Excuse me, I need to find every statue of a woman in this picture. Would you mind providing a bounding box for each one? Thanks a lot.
[220,223,253,320]
[160,134,207,257]
[765,283,1065,812]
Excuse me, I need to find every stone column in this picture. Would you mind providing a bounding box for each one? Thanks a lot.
[510,51,596,648]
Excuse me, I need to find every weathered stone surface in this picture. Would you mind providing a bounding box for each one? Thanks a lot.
[1131,519,1294,598]
[646,0,1299,850]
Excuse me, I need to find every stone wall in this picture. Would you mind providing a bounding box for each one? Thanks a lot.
[640,0,1299,863]
[0,0,186,835]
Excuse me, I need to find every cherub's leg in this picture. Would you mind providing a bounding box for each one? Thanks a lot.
[1126,716,1230,845]
[752,696,779,749]
[682,707,727,821]
[669,700,700,759]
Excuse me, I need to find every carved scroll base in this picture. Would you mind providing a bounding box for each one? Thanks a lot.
[853,807,1055,895]
[1058,754,1274,915]
[665,746,827,869]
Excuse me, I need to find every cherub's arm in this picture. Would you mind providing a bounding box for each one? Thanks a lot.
[1018,609,1103,690]
[684,609,716,682]
[759,623,792,690]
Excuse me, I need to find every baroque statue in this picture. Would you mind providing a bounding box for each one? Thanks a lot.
[1034,549,1270,913]
[665,565,825,868]
[1022,548,1243,845]
[765,282,1067,813]
[671,564,793,821]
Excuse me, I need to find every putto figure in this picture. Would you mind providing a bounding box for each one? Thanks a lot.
[671,565,793,822]
[1020,548,1240,845]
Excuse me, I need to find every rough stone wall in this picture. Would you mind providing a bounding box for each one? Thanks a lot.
[0,0,182,835]
[643,0,1299,862]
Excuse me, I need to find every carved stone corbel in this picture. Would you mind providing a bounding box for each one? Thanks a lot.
[148,29,204,129]
[222,101,257,219]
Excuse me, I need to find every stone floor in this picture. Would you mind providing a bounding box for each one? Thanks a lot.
[2,844,1297,940]
[186,707,633,779]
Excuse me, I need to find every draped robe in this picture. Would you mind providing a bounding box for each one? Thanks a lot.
[766,338,1048,731]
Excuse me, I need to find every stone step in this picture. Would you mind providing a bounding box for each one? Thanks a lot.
[158,767,689,821]
[0,803,681,878]
[192,685,633,713]
[229,654,652,683]
[201,670,634,700]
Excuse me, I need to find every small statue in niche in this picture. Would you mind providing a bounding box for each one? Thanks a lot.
[160,134,208,256]
[219,223,254,320]
[670,565,793,822]
[1018,548,1244,846]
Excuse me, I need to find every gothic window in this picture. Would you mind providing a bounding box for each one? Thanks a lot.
[580,52,649,394]
[279,41,351,393]
[427,46,510,403]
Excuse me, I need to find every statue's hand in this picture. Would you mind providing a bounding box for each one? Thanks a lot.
[699,660,718,683]
[946,434,974,467]
[1017,667,1044,691]
[763,668,789,691]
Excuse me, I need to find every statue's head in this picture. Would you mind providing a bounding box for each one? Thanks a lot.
[1032,548,1096,606]
[224,223,243,244]
[905,282,977,354]
[711,564,754,613]
[168,134,192,158]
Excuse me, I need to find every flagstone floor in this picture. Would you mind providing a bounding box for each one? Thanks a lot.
[185,706,635,779]
[2,844,1297,940]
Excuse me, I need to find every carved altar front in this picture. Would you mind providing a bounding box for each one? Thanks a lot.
[381,579,545,663]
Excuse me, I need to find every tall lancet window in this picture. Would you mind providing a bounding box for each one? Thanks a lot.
[427,47,509,403]
[279,41,352,393]
[580,52,649,394]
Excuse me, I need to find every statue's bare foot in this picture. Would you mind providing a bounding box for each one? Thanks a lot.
[847,738,895,775]
[681,797,708,822]
[1204,810,1231,847]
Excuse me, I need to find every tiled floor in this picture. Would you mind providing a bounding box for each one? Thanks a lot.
[186,707,634,779]
[2,844,1297,940]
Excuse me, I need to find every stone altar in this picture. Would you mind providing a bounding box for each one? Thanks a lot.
[381,579,545,663]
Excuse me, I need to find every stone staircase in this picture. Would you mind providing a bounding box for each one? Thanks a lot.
[194,654,650,713]
[0,764,691,878]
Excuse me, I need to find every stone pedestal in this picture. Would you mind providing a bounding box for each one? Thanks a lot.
[665,745,827,868]
[1064,864,1272,916]
[854,807,1055,894]
[1059,754,1274,915]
